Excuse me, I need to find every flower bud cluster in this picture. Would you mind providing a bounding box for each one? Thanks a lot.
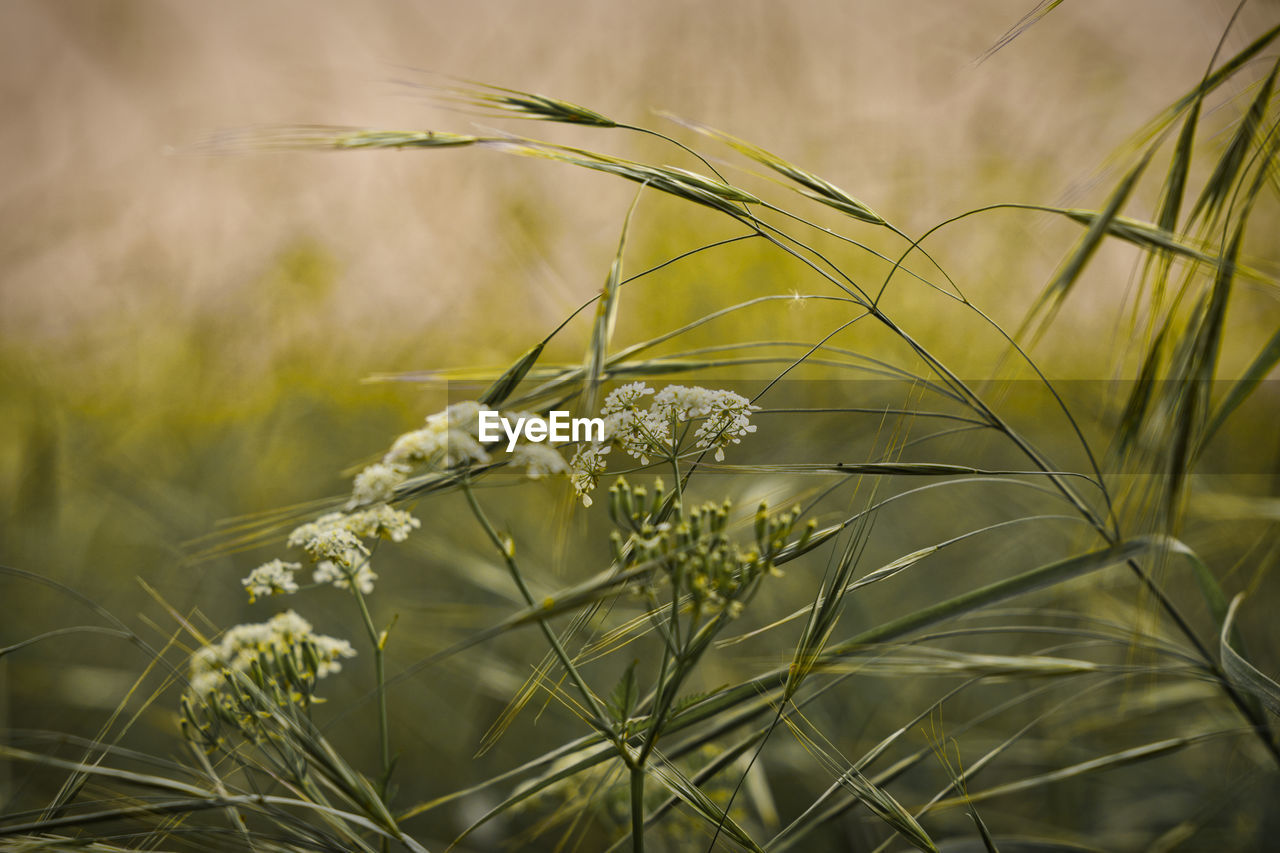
[606,477,803,619]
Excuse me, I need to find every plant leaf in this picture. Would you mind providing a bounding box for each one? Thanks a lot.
[608,658,640,724]
[1020,148,1154,344]
[480,341,545,407]
[1221,595,1280,718]
[583,187,643,414]
[833,764,939,852]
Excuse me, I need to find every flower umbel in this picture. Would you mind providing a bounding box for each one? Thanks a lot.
[278,505,419,597]
[689,388,758,461]
[185,610,355,701]
[348,462,408,509]
[570,383,760,504]
[569,444,611,506]
[511,443,570,479]
[241,559,302,602]
[313,560,378,595]
[384,401,492,470]
[181,611,356,749]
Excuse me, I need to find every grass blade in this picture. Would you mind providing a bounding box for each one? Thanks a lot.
[584,187,644,414]
[1221,595,1280,719]
[1020,148,1154,344]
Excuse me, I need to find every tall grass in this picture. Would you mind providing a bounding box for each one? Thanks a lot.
[3,11,1280,853]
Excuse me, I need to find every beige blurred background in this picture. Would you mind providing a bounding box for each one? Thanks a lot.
[1,0,1263,345]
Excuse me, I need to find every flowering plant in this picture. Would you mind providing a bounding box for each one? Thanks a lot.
[7,54,1280,853]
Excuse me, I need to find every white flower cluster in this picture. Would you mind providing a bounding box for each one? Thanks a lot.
[569,383,759,505]
[312,559,377,595]
[187,610,355,698]
[240,506,422,601]
[243,399,581,607]
[349,462,409,508]
[384,401,492,474]
[511,443,570,479]
[568,443,611,507]
[340,504,422,541]
[345,402,493,511]
[347,400,575,511]
[679,387,760,461]
[281,506,419,597]
[601,382,669,464]
[241,558,302,602]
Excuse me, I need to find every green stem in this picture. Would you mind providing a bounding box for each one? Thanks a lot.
[668,451,683,519]
[461,477,615,736]
[349,572,392,799]
[630,763,647,853]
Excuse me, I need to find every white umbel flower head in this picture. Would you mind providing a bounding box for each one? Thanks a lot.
[384,401,492,470]
[343,504,421,542]
[313,560,378,595]
[294,524,368,567]
[287,512,348,550]
[186,610,355,699]
[569,443,610,506]
[601,382,654,416]
[241,559,301,602]
[652,385,715,420]
[602,382,669,463]
[348,462,408,509]
[511,443,569,479]
[690,389,759,461]
[603,406,670,463]
[281,505,420,597]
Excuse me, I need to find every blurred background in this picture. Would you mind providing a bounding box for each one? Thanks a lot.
[3,2,1280,849]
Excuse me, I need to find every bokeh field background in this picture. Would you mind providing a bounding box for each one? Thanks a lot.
[3,2,1280,850]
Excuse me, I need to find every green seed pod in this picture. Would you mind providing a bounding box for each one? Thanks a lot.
[797,519,816,551]
[302,639,321,675]
[630,484,646,522]
[280,646,303,689]
[650,478,664,515]
[620,482,636,523]
[247,658,265,689]
[608,482,624,527]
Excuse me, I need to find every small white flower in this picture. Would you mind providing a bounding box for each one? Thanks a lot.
[691,389,759,461]
[343,504,421,542]
[348,462,408,509]
[652,385,714,421]
[241,559,301,602]
[286,512,346,549]
[569,443,610,506]
[601,382,654,416]
[604,406,670,463]
[313,560,378,595]
[186,610,355,699]
[311,635,357,676]
[297,525,368,567]
[510,444,569,479]
[384,427,439,467]
[442,431,491,467]
[281,506,416,597]
[383,401,493,470]
[434,401,487,437]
